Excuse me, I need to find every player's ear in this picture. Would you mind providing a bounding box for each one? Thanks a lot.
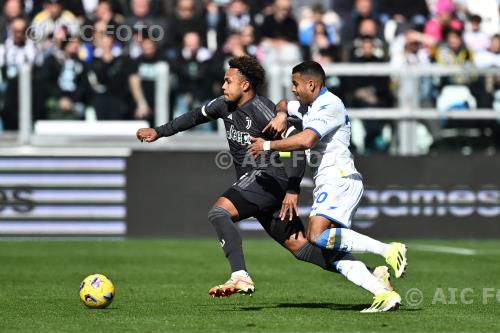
[242,80,251,92]
[307,80,315,92]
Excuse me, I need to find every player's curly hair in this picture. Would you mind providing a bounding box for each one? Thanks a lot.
[228,56,265,91]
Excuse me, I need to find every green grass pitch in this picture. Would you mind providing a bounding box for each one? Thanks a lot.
[1,239,499,332]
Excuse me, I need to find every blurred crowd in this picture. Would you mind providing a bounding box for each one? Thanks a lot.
[0,0,499,151]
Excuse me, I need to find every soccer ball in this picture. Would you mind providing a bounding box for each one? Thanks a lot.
[79,274,115,309]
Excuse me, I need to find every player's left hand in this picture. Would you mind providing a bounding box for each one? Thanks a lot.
[248,137,265,158]
[263,112,288,138]
[280,192,299,221]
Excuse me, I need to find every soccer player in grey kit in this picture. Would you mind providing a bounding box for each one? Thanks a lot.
[137,56,391,298]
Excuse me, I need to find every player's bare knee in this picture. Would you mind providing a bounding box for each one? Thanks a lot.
[211,197,239,220]
[307,216,331,245]
[307,233,319,246]
[306,226,321,245]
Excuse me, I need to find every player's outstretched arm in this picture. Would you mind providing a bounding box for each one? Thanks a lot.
[248,129,320,157]
[136,109,211,143]
[137,98,224,143]
[148,97,224,140]
[153,107,215,139]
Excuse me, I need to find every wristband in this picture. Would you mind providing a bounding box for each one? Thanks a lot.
[263,141,271,151]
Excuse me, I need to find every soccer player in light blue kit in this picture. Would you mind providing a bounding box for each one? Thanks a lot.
[248,61,408,312]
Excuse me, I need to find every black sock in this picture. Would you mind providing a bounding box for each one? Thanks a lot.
[208,207,246,272]
[293,242,353,271]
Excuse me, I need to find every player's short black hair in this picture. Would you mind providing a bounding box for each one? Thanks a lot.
[292,61,326,85]
[228,56,265,91]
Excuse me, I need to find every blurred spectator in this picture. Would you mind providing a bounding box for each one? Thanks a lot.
[0,0,23,42]
[171,31,213,124]
[331,0,354,19]
[167,0,206,54]
[87,34,150,120]
[464,15,491,53]
[241,24,259,57]
[221,31,247,58]
[430,30,479,112]
[259,0,298,43]
[455,0,499,36]
[258,0,301,69]
[344,18,387,62]
[341,0,383,45]
[84,0,124,29]
[81,0,124,60]
[430,30,473,68]
[203,0,227,51]
[475,34,500,112]
[226,0,251,33]
[474,34,500,69]
[79,0,128,18]
[124,0,162,29]
[124,0,168,58]
[159,0,202,18]
[0,17,36,130]
[390,28,433,103]
[378,0,429,25]
[299,5,339,45]
[39,38,88,120]
[210,31,247,97]
[348,35,393,152]
[31,0,79,42]
[131,36,164,125]
[390,29,432,66]
[80,0,99,17]
[423,0,463,46]
[299,5,339,62]
[81,19,123,63]
[378,0,429,44]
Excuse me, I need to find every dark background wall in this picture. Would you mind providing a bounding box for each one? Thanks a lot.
[127,151,236,237]
[127,152,500,238]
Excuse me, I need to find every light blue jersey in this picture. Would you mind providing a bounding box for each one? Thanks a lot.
[287,87,359,186]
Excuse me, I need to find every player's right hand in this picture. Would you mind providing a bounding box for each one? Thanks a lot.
[280,192,299,221]
[136,128,159,142]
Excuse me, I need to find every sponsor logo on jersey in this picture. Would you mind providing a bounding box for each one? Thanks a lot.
[226,125,251,145]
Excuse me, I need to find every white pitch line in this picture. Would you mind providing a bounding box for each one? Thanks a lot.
[410,244,477,256]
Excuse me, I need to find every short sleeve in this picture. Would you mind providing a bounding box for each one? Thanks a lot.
[201,96,226,120]
[305,100,346,138]
[287,101,301,118]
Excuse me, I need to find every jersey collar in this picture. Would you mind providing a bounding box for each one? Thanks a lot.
[306,87,328,108]
[315,87,328,102]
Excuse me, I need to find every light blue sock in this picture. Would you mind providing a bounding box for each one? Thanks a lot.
[314,228,391,256]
